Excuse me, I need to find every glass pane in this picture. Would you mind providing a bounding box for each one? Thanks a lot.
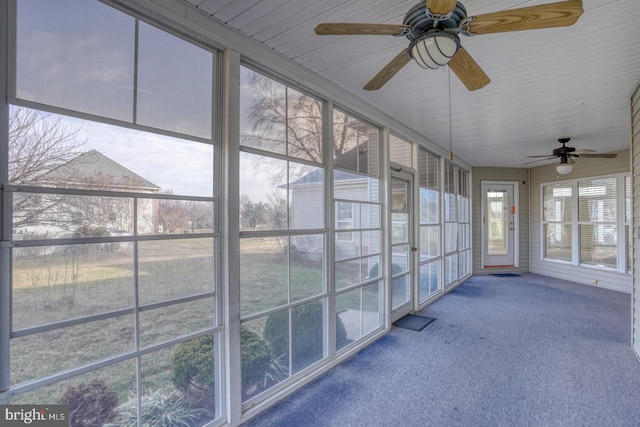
[240,237,288,317]
[445,222,458,253]
[357,122,379,177]
[138,238,214,305]
[580,225,617,268]
[12,243,134,330]
[361,230,382,256]
[390,134,412,167]
[362,281,383,336]
[335,259,360,290]
[291,301,326,374]
[336,202,359,230]
[363,255,381,282]
[334,170,380,203]
[487,191,507,255]
[392,213,409,244]
[9,359,137,423]
[13,193,133,240]
[287,88,323,163]
[239,152,287,231]
[444,192,456,222]
[335,231,360,261]
[141,338,217,424]
[289,163,324,229]
[391,244,409,275]
[459,249,470,277]
[628,225,632,272]
[458,223,470,250]
[242,317,288,401]
[360,203,381,229]
[138,199,214,235]
[420,225,440,261]
[545,224,572,261]
[240,67,286,155]
[543,184,572,221]
[11,314,134,386]
[290,235,325,302]
[333,110,359,172]
[392,274,410,310]
[419,260,440,301]
[419,187,439,224]
[17,0,134,121]
[578,177,616,222]
[139,297,214,347]
[8,106,213,197]
[418,149,439,191]
[137,22,212,138]
[337,288,361,349]
[391,179,408,211]
[444,254,458,286]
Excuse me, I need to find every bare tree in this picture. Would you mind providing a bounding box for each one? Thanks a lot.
[9,107,85,184]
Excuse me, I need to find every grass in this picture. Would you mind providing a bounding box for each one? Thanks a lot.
[8,235,379,411]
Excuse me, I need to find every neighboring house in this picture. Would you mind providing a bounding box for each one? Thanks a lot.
[14,149,161,239]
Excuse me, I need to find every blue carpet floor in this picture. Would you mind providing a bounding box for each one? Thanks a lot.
[245,274,640,426]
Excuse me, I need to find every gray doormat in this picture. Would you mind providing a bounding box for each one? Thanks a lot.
[393,314,436,331]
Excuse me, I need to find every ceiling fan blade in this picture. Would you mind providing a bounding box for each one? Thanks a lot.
[364,50,412,91]
[523,157,555,165]
[314,23,409,36]
[576,153,618,158]
[468,0,584,35]
[572,149,595,154]
[427,0,458,15]
[527,155,557,158]
[448,47,491,91]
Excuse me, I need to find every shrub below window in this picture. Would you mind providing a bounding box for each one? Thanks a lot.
[57,378,119,427]
[263,301,347,373]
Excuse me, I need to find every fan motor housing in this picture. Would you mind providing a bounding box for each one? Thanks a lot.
[403,1,467,41]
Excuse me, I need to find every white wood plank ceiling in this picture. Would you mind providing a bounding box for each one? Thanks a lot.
[184,0,640,168]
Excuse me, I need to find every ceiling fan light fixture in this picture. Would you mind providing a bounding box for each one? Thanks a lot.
[556,157,573,175]
[410,32,460,69]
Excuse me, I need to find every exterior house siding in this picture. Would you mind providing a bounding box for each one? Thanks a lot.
[632,83,640,356]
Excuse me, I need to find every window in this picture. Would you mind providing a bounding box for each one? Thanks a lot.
[543,183,573,262]
[239,66,327,401]
[6,2,219,424]
[542,175,630,273]
[418,148,441,300]
[333,109,383,350]
[579,177,617,268]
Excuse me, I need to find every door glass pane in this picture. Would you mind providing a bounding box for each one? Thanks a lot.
[392,274,410,310]
[487,190,508,255]
[419,260,440,300]
[391,179,408,211]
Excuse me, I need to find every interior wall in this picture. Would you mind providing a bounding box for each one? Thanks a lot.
[471,168,530,275]
[529,149,631,293]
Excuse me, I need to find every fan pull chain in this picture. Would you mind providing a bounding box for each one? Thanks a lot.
[448,67,453,161]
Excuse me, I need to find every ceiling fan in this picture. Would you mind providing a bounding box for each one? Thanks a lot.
[524,138,617,174]
[314,0,583,91]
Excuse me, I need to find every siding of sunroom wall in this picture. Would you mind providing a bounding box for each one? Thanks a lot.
[471,168,530,275]
[529,149,631,293]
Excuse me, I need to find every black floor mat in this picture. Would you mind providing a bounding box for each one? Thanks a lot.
[393,314,436,331]
[491,273,520,277]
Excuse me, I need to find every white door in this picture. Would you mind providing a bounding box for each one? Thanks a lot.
[482,182,519,268]
[390,172,415,322]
